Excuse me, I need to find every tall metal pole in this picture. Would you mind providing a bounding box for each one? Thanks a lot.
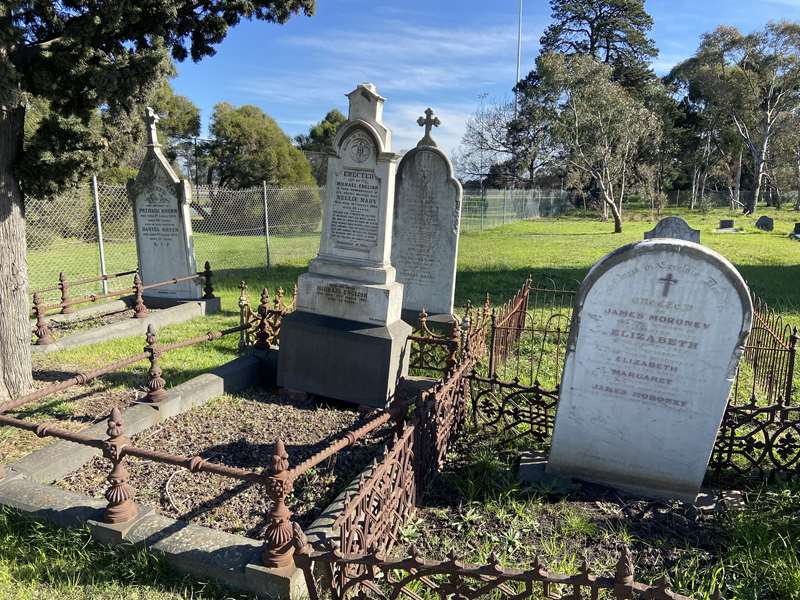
[262,181,272,270]
[91,174,109,294]
[512,0,523,192]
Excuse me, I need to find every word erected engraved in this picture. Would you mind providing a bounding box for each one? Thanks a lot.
[137,186,181,248]
[317,283,368,307]
[548,240,752,502]
[331,169,380,252]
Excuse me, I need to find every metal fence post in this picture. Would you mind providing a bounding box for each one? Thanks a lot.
[262,181,272,270]
[92,174,109,293]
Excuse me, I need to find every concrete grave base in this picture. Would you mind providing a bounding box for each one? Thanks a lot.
[519,450,744,510]
[712,228,743,234]
[32,298,221,354]
[278,311,412,408]
[41,297,133,325]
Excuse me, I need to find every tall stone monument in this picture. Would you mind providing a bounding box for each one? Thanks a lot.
[128,108,200,302]
[547,239,753,502]
[278,84,412,407]
[391,109,462,325]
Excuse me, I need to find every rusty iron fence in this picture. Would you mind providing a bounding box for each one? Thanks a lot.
[30,262,215,347]
[294,533,697,600]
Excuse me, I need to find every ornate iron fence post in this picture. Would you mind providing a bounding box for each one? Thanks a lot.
[446,319,461,373]
[59,271,73,314]
[32,292,54,346]
[787,327,798,407]
[262,439,296,568]
[144,324,167,402]
[488,309,497,378]
[255,288,271,350]
[103,407,138,523]
[613,546,634,600]
[132,273,148,319]
[202,261,215,299]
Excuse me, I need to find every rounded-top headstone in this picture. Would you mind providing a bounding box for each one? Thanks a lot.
[644,216,700,243]
[547,239,753,503]
[755,215,774,232]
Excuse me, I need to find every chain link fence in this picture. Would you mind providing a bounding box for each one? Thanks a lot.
[461,188,571,232]
[25,182,573,301]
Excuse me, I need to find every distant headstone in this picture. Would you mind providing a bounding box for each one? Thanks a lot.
[644,216,700,243]
[755,216,774,232]
[791,223,800,241]
[392,108,462,323]
[128,107,200,300]
[719,219,735,230]
[548,239,752,503]
[278,83,412,408]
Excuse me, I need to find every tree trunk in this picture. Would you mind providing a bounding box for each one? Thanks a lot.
[602,192,622,233]
[747,152,765,215]
[795,155,800,210]
[734,148,742,208]
[0,104,33,401]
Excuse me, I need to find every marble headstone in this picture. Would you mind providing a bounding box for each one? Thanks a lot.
[278,84,412,407]
[548,240,752,502]
[755,216,774,232]
[128,108,200,300]
[392,108,462,322]
[644,216,700,244]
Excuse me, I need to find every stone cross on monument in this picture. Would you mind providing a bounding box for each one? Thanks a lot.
[145,107,160,147]
[417,108,440,147]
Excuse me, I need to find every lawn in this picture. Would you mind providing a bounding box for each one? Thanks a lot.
[6,205,800,599]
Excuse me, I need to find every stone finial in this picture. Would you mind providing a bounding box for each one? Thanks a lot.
[144,106,160,147]
[417,108,441,147]
[346,83,385,124]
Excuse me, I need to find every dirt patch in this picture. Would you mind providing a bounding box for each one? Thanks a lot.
[59,390,392,537]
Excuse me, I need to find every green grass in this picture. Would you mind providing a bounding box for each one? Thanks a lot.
[0,506,254,599]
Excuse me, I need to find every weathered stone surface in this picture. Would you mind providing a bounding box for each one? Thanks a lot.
[643,216,700,243]
[279,84,411,403]
[278,311,411,408]
[392,131,462,318]
[755,215,774,231]
[128,107,200,300]
[547,239,752,502]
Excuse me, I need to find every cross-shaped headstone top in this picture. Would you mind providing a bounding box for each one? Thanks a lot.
[144,107,160,147]
[416,108,440,147]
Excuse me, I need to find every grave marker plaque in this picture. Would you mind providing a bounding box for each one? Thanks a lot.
[548,240,752,502]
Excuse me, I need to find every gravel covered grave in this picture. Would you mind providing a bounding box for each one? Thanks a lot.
[59,389,392,538]
[45,307,156,336]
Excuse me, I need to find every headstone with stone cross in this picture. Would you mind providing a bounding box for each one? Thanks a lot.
[127,107,200,302]
[547,239,753,503]
[391,108,462,326]
[755,215,774,232]
[278,83,412,408]
[644,216,700,244]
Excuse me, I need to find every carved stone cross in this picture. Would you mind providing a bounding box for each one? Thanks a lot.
[416,108,440,147]
[144,106,160,147]
[658,273,679,297]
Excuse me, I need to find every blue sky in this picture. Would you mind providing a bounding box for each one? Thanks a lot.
[172,0,800,155]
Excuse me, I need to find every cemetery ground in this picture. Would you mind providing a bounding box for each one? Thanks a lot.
[3,205,799,599]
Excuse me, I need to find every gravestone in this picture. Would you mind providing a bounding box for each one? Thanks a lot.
[547,239,753,503]
[755,216,774,232]
[644,216,700,243]
[791,223,800,240]
[128,108,200,301]
[278,84,412,408]
[719,219,734,229]
[391,108,462,325]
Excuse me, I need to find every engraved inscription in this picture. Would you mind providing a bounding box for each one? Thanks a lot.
[317,283,368,306]
[331,169,380,252]
[137,186,181,248]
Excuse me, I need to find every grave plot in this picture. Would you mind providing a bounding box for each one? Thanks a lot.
[58,390,393,537]
[30,262,219,353]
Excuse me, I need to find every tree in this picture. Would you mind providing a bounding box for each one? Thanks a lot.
[540,0,658,90]
[295,109,346,151]
[150,78,202,169]
[0,0,315,400]
[676,23,800,214]
[538,53,660,233]
[208,103,315,188]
